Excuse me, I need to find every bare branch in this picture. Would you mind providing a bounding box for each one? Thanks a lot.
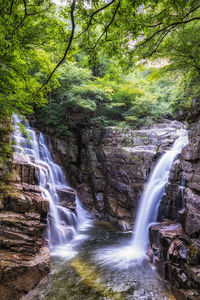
[22,0,27,14]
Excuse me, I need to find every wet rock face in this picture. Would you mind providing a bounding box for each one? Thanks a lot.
[56,186,76,211]
[52,120,182,230]
[0,152,50,300]
[0,247,50,300]
[149,222,200,299]
[158,119,200,237]
[158,159,184,221]
[180,120,200,236]
[150,117,200,299]
[13,153,40,185]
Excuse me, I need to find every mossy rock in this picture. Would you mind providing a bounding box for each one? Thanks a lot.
[187,244,200,265]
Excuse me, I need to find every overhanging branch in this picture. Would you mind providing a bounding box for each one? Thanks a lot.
[74,0,116,40]
[38,0,76,92]
[93,1,120,49]
[129,16,200,54]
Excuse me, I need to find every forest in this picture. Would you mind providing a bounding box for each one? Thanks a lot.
[1,0,200,127]
[1,1,200,300]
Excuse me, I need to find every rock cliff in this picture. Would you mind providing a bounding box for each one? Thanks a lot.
[149,115,200,299]
[50,120,182,230]
[0,144,50,299]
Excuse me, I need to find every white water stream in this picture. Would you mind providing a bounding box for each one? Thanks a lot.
[94,129,188,268]
[131,129,188,257]
[13,115,91,257]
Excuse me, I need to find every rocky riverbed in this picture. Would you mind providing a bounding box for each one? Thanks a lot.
[22,222,175,300]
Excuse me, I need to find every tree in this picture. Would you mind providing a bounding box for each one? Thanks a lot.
[0,0,68,115]
[36,0,200,89]
[1,0,200,116]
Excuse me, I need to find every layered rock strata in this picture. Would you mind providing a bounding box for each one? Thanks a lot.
[50,120,182,230]
[149,117,200,299]
[0,152,50,300]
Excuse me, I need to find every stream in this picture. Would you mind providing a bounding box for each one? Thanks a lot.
[24,221,174,300]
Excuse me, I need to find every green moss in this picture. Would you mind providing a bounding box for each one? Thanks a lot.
[187,245,200,265]
[0,113,15,204]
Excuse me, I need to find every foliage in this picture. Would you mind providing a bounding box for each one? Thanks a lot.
[1,0,200,125]
[0,113,14,201]
[128,4,200,114]
[0,0,69,115]
[36,60,175,137]
[169,73,200,113]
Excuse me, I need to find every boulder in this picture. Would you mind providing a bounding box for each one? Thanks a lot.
[0,247,50,300]
[149,222,200,297]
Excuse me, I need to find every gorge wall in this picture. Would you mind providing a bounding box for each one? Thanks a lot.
[1,113,199,300]
[44,114,200,298]
[0,118,50,300]
[149,110,200,299]
[49,120,182,230]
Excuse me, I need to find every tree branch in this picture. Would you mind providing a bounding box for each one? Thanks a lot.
[14,0,28,31]
[146,25,176,58]
[74,0,116,40]
[143,4,200,28]
[9,0,15,15]
[38,0,76,92]
[129,17,200,54]
[93,1,120,49]
[27,5,52,16]
[14,1,52,32]
[184,4,200,19]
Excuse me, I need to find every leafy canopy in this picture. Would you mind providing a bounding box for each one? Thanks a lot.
[1,0,200,119]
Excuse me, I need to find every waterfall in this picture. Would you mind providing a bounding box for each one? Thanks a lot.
[94,129,188,268]
[13,115,91,254]
[131,129,188,257]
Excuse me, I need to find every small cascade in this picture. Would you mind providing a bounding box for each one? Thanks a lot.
[131,129,188,258]
[13,115,91,253]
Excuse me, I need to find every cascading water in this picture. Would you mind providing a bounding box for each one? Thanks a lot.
[131,129,188,258]
[13,115,91,255]
[94,129,188,268]
[179,175,186,208]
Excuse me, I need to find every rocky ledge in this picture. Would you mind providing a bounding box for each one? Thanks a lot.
[0,153,50,300]
[51,119,183,230]
[149,222,200,300]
